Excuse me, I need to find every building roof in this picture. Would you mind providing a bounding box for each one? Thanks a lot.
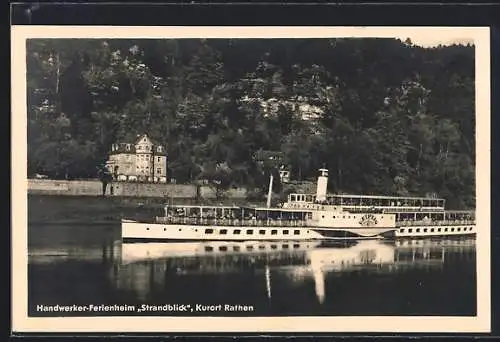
[110,134,167,156]
[110,143,136,154]
[135,133,165,148]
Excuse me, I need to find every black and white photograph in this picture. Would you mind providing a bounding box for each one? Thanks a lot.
[11,26,490,333]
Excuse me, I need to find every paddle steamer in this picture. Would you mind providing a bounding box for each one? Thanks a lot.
[121,169,397,242]
[121,169,476,242]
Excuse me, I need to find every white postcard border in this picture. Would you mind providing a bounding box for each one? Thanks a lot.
[11,25,491,333]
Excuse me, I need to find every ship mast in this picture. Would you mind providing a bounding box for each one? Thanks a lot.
[266,174,274,208]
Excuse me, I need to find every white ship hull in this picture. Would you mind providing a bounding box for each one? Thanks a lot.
[121,219,396,242]
[394,223,476,238]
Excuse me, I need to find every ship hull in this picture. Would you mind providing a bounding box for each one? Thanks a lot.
[121,220,396,242]
[393,223,476,238]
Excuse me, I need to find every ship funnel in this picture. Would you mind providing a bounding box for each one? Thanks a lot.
[316,168,328,202]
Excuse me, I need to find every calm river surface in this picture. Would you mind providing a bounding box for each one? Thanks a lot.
[27,196,477,317]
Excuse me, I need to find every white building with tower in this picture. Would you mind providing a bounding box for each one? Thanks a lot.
[106,134,168,183]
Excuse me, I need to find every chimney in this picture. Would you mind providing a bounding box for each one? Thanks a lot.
[316,169,328,202]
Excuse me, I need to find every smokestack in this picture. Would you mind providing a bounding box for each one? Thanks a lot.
[316,169,328,202]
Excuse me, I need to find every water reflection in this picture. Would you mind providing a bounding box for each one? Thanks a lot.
[110,238,475,304]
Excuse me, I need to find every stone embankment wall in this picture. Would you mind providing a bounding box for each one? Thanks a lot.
[28,179,248,199]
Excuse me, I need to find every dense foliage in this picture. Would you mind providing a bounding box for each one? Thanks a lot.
[26,38,475,208]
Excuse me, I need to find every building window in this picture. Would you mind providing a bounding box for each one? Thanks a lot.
[220,229,227,235]
[294,230,300,235]
[246,229,253,235]
[259,229,266,235]
[416,228,420,233]
[205,246,213,252]
[424,228,428,232]
[219,246,227,251]
[157,168,162,174]
[126,144,131,151]
[233,229,241,235]
[400,229,404,233]
[408,229,413,233]
[271,230,277,235]
[157,156,161,162]
[158,146,163,152]
[283,230,289,235]
[205,229,213,234]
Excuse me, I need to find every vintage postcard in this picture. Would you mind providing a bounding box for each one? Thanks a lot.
[11,26,491,333]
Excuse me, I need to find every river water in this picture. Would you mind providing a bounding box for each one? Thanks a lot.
[28,222,476,317]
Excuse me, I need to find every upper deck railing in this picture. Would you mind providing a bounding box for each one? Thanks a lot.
[287,193,446,211]
[155,216,310,227]
[398,219,476,227]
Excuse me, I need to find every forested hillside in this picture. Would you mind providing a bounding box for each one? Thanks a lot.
[26,38,475,208]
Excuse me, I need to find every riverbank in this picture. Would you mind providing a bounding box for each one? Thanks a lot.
[28,194,258,225]
[27,179,249,199]
[27,178,316,200]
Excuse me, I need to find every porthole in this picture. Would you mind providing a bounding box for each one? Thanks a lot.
[146,227,150,230]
